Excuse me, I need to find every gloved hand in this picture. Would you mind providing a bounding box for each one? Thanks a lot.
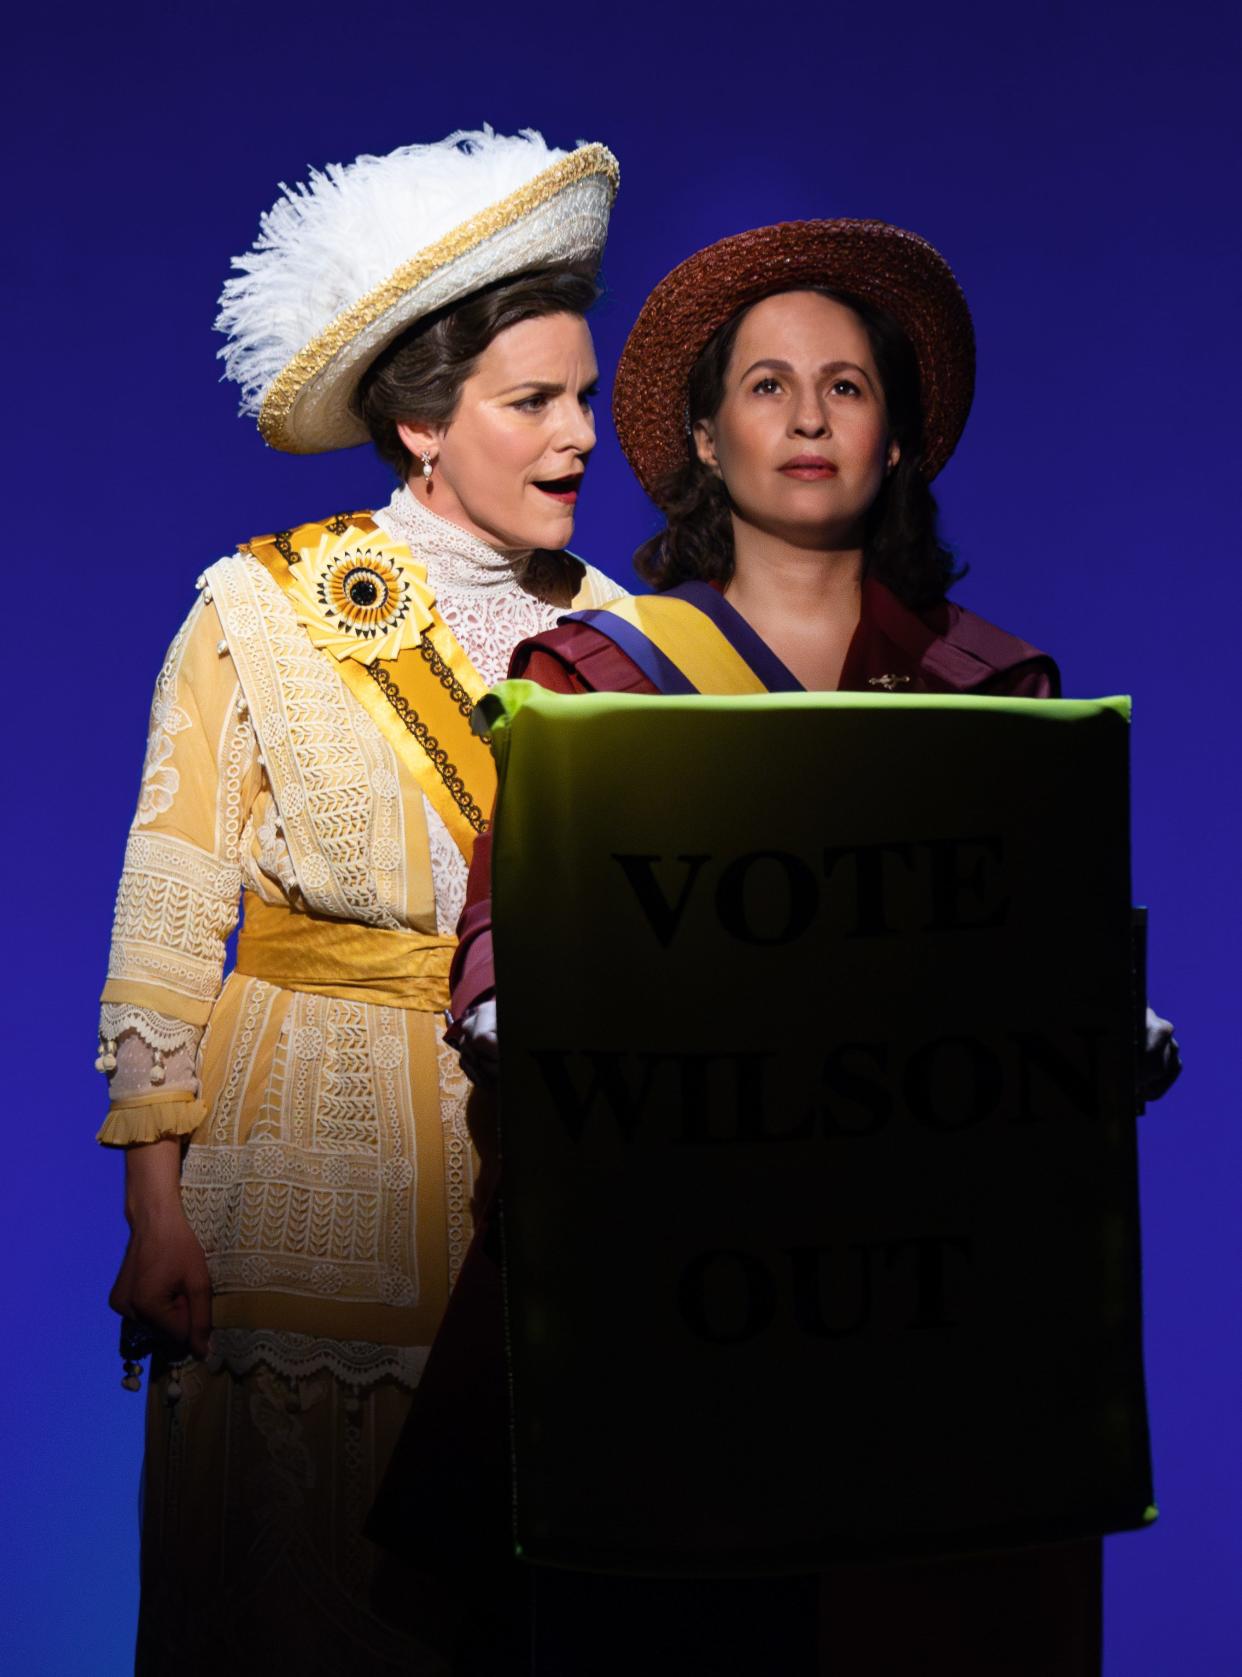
[1143,1005,1182,1103]
[457,996,498,1086]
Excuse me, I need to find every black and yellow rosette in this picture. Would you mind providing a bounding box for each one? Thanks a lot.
[283,526,436,664]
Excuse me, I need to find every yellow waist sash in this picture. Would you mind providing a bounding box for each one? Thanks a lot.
[234,892,454,1012]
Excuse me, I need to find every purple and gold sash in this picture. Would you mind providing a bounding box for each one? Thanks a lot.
[565,580,803,696]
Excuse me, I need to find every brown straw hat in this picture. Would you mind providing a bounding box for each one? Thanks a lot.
[612,219,974,497]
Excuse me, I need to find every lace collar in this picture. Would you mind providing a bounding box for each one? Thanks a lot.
[373,483,534,596]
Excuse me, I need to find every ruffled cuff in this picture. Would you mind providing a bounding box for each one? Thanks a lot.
[96,1092,207,1148]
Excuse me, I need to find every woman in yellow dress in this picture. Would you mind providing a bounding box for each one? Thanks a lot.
[96,127,622,1673]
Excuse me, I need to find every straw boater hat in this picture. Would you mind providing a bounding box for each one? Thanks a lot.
[216,127,619,454]
[612,219,974,498]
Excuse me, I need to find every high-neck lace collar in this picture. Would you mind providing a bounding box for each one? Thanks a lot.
[373,483,533,595]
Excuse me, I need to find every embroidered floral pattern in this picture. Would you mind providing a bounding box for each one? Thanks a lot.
[107,831,243,1003]
[135,605,197,824]
[207,1327,428,1390]
[99,1003,201,1058]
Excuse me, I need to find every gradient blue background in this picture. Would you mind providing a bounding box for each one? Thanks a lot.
[5,1,1238,1669]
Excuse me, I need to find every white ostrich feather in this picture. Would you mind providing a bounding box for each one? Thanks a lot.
[216,127,574,417]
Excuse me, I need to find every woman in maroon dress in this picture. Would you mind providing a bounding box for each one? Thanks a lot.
[455,221,1065,1051]
[380,219,1179,1676]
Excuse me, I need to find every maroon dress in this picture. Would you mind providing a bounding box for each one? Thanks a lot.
[371,580,1100,1676]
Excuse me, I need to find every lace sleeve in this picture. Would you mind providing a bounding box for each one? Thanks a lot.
[97,582,261,1146]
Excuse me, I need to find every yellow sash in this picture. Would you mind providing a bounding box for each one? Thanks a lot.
[234,891,453,1011]
[243,512,496,860]
[589,595,769,695]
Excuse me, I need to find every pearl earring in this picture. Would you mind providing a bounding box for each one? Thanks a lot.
[420,452,434,481]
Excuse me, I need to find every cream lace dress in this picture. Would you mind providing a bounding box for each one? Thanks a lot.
[98,484,623,1674]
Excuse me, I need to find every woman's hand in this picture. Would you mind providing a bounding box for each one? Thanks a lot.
[1143,1005,1182,1104]
[456,997,498,1086]
[109,1138,212,1359]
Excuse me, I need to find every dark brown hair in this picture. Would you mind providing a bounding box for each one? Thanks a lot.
[634,288,962,609]
[352,267,600,479]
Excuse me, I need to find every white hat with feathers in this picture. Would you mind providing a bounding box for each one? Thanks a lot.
[216,127,619,454]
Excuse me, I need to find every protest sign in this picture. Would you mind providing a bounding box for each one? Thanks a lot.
[489,684,1152,1573]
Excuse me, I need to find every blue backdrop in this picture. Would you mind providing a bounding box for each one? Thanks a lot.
[5,1,1238,1670]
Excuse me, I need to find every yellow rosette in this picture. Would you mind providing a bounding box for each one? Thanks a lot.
[284,526,437,664]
